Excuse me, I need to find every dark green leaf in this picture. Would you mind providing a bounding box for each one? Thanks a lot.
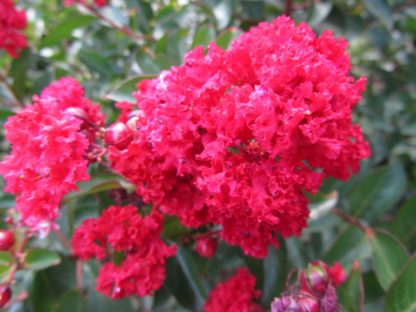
[385,256,416,312]
[53,289,85,312]
[388,196,416,243]
[323,226,369,264]
[368,230,408,291]
[348,162,406,222]
[338,262,364,312]
[79,50,113,76]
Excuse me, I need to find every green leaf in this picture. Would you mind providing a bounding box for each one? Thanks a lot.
[192,24,216,48]
[307,2,333,27]
[213,1,233,29]
[79,50,113,76]
[165,244,205,310]
[175,245,206,304]
[388,196,416,243]
[40,16,95,47]
[385,256,416,312]
[363,0,393,29]
[0,251,15,283]
[24,249,61,271]
[348,162,406,222]
[105,74,156,102]
[323,226,370,264]
[261,244,288,305]
[338,262,364,312]
[53,289,85,312]
[216,28,241,50]
[368,230,408,291]
[0,251,14,266]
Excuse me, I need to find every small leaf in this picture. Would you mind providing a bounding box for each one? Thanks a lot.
[0,251,14,266]
[24,249,61,271]
[105,74,156,102]
[385,256,416,312]
[216,28,241,50]
[338,261,364,312]
[363,0,393,29]
[192,24,216,48]
[348,162,406,222]
[368,230,408,291]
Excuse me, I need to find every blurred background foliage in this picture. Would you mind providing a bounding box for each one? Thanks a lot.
[0,0,416,311]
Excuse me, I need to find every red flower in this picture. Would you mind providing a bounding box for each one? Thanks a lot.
[72,205,176,299]
[0,77,103,234]
[0,0,27,58]
[109,16,370,258]
[195,235,218,258]
[204,268,263,312]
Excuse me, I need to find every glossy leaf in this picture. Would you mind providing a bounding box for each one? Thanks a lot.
[368,230,408,291]
[105,74,156,102]
[348,162,406,222]
[24,249,61,271]
[338,262,364,312]
[385,256,416,312]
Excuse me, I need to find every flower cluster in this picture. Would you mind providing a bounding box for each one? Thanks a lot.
[0,77,104,233]
[0,0,27,58]
[63,0,107,7]
[109,16,370,258]
[204,267,263,312]
[271,261,346,312]
[72,205,176,299]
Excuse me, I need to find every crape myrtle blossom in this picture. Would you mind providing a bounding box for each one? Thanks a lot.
[72,205,176,299]
[109,16,370,258]
[204,267,263,312]
[0,77,104,233]
[0,0,27,58]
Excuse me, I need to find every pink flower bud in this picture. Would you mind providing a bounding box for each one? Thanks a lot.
[0,285,11,308]
[0,230,14,251]
[195,236,218,258]
[300,261,329,297]
[105,123,134,150]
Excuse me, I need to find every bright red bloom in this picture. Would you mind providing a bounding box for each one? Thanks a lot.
[0,77,103,234]
[72,205,176,299]
[63,0,106,7]
[195,235,218,258]
[109,16,370,258]
[0,0,27,57]
[204,268,263,312]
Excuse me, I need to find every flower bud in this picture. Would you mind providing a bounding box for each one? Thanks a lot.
[271,292,319,312]
[299,261,329,297]
[0,285,11,308]
[105,122,134,150]
[0,230,15,251]
[195,236,218,258]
